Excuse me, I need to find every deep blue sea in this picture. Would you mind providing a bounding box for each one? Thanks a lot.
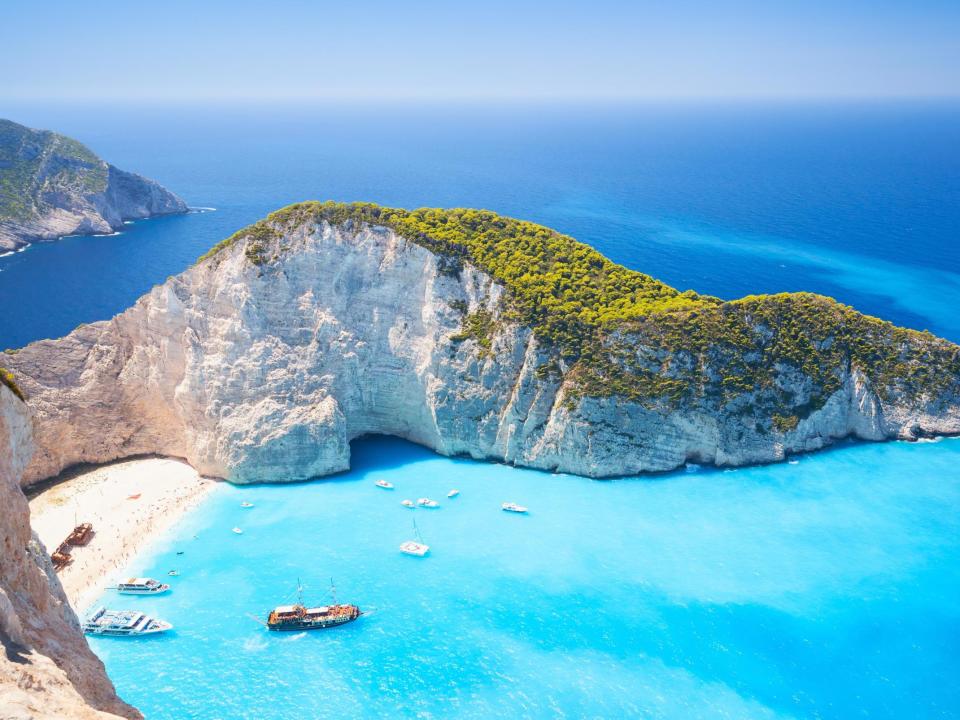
[2,102,959,718]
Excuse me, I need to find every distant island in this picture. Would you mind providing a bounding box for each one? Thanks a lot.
[0,118,186,252]
[5,201,959,486]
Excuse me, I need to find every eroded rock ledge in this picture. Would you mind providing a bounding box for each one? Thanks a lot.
[5,202,960,487]
[0,384,139,719]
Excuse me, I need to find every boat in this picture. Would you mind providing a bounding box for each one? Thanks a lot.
[82,607,173,636]
[400,520,430,556]
[266,580,361,632]
[115,577,170,595]
[447,489,460,498]
[401,499,415,508]
[417,497,439,508]
[375,480,394,489]
[167,570,180,577]
[240,501,255,508]
[232,527,243,534]
[501,502,528,514]
[51,543,72,571]
[66,523,94,546]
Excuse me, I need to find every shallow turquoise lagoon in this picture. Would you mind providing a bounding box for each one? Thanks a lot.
[89,437,960,719]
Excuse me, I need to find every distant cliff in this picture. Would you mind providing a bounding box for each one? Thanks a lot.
[5,201,960,486]
[0,382,139,719]
[0,119,186,252]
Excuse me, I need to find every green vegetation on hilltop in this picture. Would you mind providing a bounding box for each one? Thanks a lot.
[0,367,25,402]
[0,118,108,222]
[199,201,960,415]
[198,201,719,358]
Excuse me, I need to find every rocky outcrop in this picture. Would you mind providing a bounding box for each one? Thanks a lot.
[5,203,960,486]
[0,384,139,719]
[0,119,186,252]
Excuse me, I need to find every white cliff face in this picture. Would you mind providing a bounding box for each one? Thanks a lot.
[0,385,139,720]
[5,218,960,487]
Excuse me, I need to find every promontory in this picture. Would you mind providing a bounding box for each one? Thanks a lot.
[4,201,960,487]
[0,118,186,252]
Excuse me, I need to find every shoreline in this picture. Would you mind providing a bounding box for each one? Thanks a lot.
[28,456,219,613]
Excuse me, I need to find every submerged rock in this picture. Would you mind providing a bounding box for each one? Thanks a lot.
[5,201,960,485]
[0,118,187,252]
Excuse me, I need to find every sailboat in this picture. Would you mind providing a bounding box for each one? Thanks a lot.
[399,519,430,556]
[266,578,361,631]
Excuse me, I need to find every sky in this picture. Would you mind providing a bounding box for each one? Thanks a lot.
[1,0,958,102]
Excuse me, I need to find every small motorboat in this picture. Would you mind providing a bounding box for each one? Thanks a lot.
[401,499,415,508]
[417,498,439,508]
[115,577,170,595]
[82,608,173,636]
[447,489,460,498]
[501,502,528,514]
[168,570,180,577]
[400,520,430,556]
[240,501,255,508]
[375,480,394,490]
[232,527,244,535]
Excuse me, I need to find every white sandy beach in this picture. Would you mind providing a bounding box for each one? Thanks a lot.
[28,457,218,613]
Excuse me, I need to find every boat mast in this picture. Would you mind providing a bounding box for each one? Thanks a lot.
[413,518,422,543]
[297,577,304,607]
[330,577,337,605]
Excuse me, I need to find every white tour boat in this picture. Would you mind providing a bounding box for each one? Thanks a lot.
[400,520,430,556]
[501,502,529,514]
[447,489,460,498]
[417,497,439,508]
[241,501,255,508]
[115,577,170,595]
[375,480,394,489]
[401,499,415,508]
[82,607,173,636]
[232,527,244,534]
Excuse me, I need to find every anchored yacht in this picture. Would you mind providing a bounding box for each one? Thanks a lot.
[115,577,170,595]
[417,498,439,508]
[400,520,430,556]
[375,480,394,489]
[82,608,173,636]
[501,502,528,514]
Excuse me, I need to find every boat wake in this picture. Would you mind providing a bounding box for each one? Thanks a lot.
[243,635,269,652]
[281,632,308,642]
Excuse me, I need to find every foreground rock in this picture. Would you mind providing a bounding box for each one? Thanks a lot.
[0,384,139,719]
[0,118,186,252]
[5,202,960,486]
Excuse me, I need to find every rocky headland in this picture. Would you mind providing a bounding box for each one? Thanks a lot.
[4,201,959,487]
[0,119,186,252]
[0,383,139,719]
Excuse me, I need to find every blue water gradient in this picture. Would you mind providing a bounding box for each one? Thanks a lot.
[89,437,960,719]
[3,102,958,717]
[1,101,958,347]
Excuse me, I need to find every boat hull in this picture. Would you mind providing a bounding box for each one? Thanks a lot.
[267,614,360,631]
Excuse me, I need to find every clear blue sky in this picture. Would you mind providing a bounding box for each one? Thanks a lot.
[2,0,957,102]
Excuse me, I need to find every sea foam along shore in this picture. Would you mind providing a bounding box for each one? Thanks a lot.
[28,457,218,613]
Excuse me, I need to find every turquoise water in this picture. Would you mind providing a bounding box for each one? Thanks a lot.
[89,437,960,719]
[3,102,958,717]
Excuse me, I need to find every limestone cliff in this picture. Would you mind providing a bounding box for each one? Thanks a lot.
[0,119,186,252]
[5,202,960,486]
[0,384,139,719]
